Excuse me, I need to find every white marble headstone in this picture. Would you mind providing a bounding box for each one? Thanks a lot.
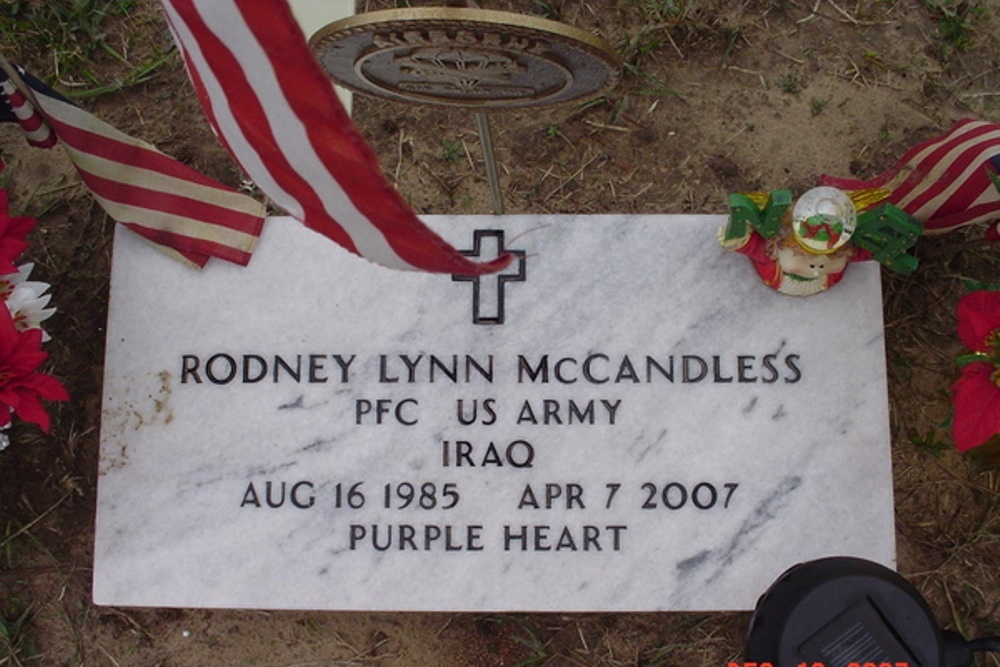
[94,215,895,611]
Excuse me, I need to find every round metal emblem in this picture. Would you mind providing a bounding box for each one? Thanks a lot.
[309,8,622,109]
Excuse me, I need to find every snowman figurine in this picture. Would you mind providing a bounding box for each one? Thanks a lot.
[721,186,886,297]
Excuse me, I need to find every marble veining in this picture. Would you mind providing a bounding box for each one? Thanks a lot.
[94,215,895,611]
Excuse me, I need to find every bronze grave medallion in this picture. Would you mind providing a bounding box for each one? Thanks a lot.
[309,7,622,109]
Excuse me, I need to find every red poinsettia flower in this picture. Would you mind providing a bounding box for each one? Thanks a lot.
[0,188,36,275]
[0,304,68,432]
[951,290,1000,452]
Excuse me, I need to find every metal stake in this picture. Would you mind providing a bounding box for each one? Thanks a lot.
[475,112,504,215]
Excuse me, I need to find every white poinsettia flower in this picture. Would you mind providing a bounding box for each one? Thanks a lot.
[6,280,56,341]
[0,263,49,303]
[0,263,33,300]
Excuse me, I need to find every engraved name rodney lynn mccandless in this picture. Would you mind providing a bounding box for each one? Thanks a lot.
[178,351,804,386]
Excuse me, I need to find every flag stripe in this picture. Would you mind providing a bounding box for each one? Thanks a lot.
[217,3,412,265]
[889,118,989,196]
[919,202,1000,234]
[820,119,1000,237]
[883,119,989,194]
[236,1,480,271]
[57,140,266,234]
[31,89,251,193]
[163,0,417,268]
[821,119,989,194]
[40,99,264,257]
[122,222,252,266]
[160,0,511,275]
[895,142,1000,223]
[0,78,56,147]
[162,2,362,255]
[75,169,262,249]
[891,124,1000,210]
[0,64,267,267]
[5,91,45,131]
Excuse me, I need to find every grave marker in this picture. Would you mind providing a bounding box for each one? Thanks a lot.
[94,214,895,611]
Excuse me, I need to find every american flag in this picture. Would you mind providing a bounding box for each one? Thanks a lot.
[0,61,267,268]
[821,118,1000,240]
[159,0,511,275]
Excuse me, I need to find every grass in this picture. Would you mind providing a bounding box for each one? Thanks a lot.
[440,138,464,164]
[620,25,667,77]
[0,0,169,96]
[0,603,35,667]
[810,96,830,116]
[910,420,953,458]
[0,1,136,66]
[1,522,36,667]
[532,0,561,20]
[778,73,802,94]
[617,0,718,76]
[922,0,986,58]
[511,626,549,667]
[0,495,73,666]
[638,0,691,24]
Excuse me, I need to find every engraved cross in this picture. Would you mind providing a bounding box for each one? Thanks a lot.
[451,229,526,325]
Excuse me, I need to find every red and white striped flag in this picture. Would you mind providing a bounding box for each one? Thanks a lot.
[159,0,511,275]
[0,73,56,149]
[821,118,1000,240]
[0,62,267,267]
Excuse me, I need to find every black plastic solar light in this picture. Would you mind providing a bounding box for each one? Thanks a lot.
[744,557,1000,667]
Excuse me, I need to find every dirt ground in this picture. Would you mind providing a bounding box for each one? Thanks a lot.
[0,0,998,665]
